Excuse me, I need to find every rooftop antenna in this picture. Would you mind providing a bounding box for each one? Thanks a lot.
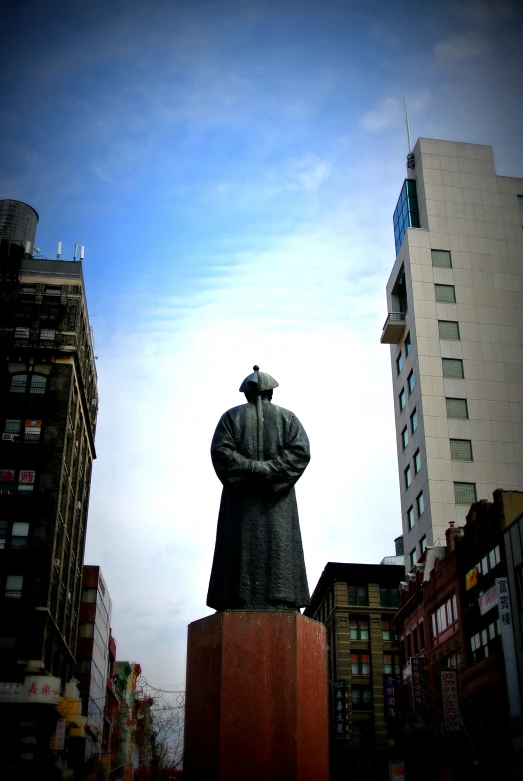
[73,243,78,261]
[57,241,62,260]
[404,95,415,172]
[80,245,85,261]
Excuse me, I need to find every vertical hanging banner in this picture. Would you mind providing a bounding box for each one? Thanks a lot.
[410,657,426,711]
[383,674,397,718]
[333,680,349,740]
[441,670,460,732]
[496,577,522,719]
[55,718,67,751]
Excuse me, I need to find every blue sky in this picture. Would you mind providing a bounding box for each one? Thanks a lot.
[2,0,522,686]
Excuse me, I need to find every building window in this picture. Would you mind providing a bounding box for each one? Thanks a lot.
[410,549,417,569]
[14,327,29,343]
[450,439,473,461]
[431,249,452,268]
[438,321,460,340]
[416,492,424,516]
[431,594,458,637]
[442,358,464,379]
[396,352,403,375]
[348,586,368,606]
[44,286,61,296]
[405,332,412,355]
[419,620,425,649]
[352,723,373,747]
[382,618,393,641]
[399,388,406,412]
[380,587,399,608]
[435,284,456,303]
[40,329,56,342]
[414,449,421,474]
[351,652,371,675]
[454,482,477,504]
[407,506,415,530]
[446,397,468,419]
[20,285,36,294]
[3,420,21,441]
[11,522,29,549]
[78,623,95,639]
[405,465,412,489]
[82,588,97,603]
[9,374,47,395]
[393,178,420,255]
[383,654,400,675]
[518,195,523,210]
[401,426,408,450]
[407,370,415,394]
[350,618,369,640]
[352,686,372,707]
[5,575,23,600]
[410,409,418,433]
[420,535,427,554]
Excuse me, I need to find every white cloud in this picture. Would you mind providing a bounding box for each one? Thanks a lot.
[360,92,431,134]
[434,33,490,63]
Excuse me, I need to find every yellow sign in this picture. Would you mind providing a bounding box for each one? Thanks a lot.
[466,567,478,591]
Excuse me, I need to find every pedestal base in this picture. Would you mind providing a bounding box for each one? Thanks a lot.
[184,611,329,781]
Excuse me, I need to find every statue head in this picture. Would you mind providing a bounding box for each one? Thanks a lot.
[239,365,279,403]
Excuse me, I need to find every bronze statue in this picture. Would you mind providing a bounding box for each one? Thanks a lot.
[207,366,311,611]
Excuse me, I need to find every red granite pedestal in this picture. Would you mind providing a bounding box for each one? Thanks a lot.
[184,611,329,781]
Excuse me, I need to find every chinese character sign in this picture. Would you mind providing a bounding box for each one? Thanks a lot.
[410,657,425,711]
[441,670,460,732]
[55,718,67,751]
[383,674,397,718]
[496,577,522,720]
[333,680,349,740]
[0,469,15,483]
[24,676,61,704]
[19,470,35,484]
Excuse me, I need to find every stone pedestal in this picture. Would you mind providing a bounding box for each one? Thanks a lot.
[184,611,329,781]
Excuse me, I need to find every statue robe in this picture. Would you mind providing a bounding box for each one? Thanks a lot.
[207,400,311,611]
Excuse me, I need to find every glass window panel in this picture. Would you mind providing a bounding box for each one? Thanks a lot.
[6,575,23,590]
[405,465,412,488]
[435,284,456,303]
[360,620,369,640]
[10,375,27,393]
[517,195,523,210]
[40,329,56,341]
[495,545,500,565]
[481,556,488,575]
[405,332,412,355]
[396,353,403,375]
[351,654,360,674]
[407,506,414,530]
[417,492,424,516]
[12,522,29,537]
[14,327,29,339]
[410,549,416,568]
[420,536,427,553]
[408,370,415,394]
[44,287,61,296]
[454,482,477,504]
[399,388,406,411]
[82,588,97,603]
[446,398,468,419]
[5,420,21,435]
[411,409,418,433]
[30,375,47,394]
[431,249,452,268]
[450,439,473,461]
[384,655,392,674]
[442,358,464,379]
[78,623,94,638]
[438,321,460,340]
[414,450,421,474]
[402,427,408,449]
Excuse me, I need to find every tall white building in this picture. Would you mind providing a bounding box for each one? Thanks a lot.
[381,138,523,570]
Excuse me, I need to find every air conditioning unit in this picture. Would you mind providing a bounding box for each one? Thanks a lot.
[2,433,14,441]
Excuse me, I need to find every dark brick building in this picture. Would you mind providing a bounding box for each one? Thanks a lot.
[0,200,98,777]
[304,561,404,781]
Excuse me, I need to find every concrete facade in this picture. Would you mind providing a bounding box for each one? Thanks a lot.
[382,138,523,568]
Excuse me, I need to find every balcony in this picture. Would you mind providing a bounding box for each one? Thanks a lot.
[380,311,406,344]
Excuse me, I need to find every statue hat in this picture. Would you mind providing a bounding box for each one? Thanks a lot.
[239,365,279,393]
